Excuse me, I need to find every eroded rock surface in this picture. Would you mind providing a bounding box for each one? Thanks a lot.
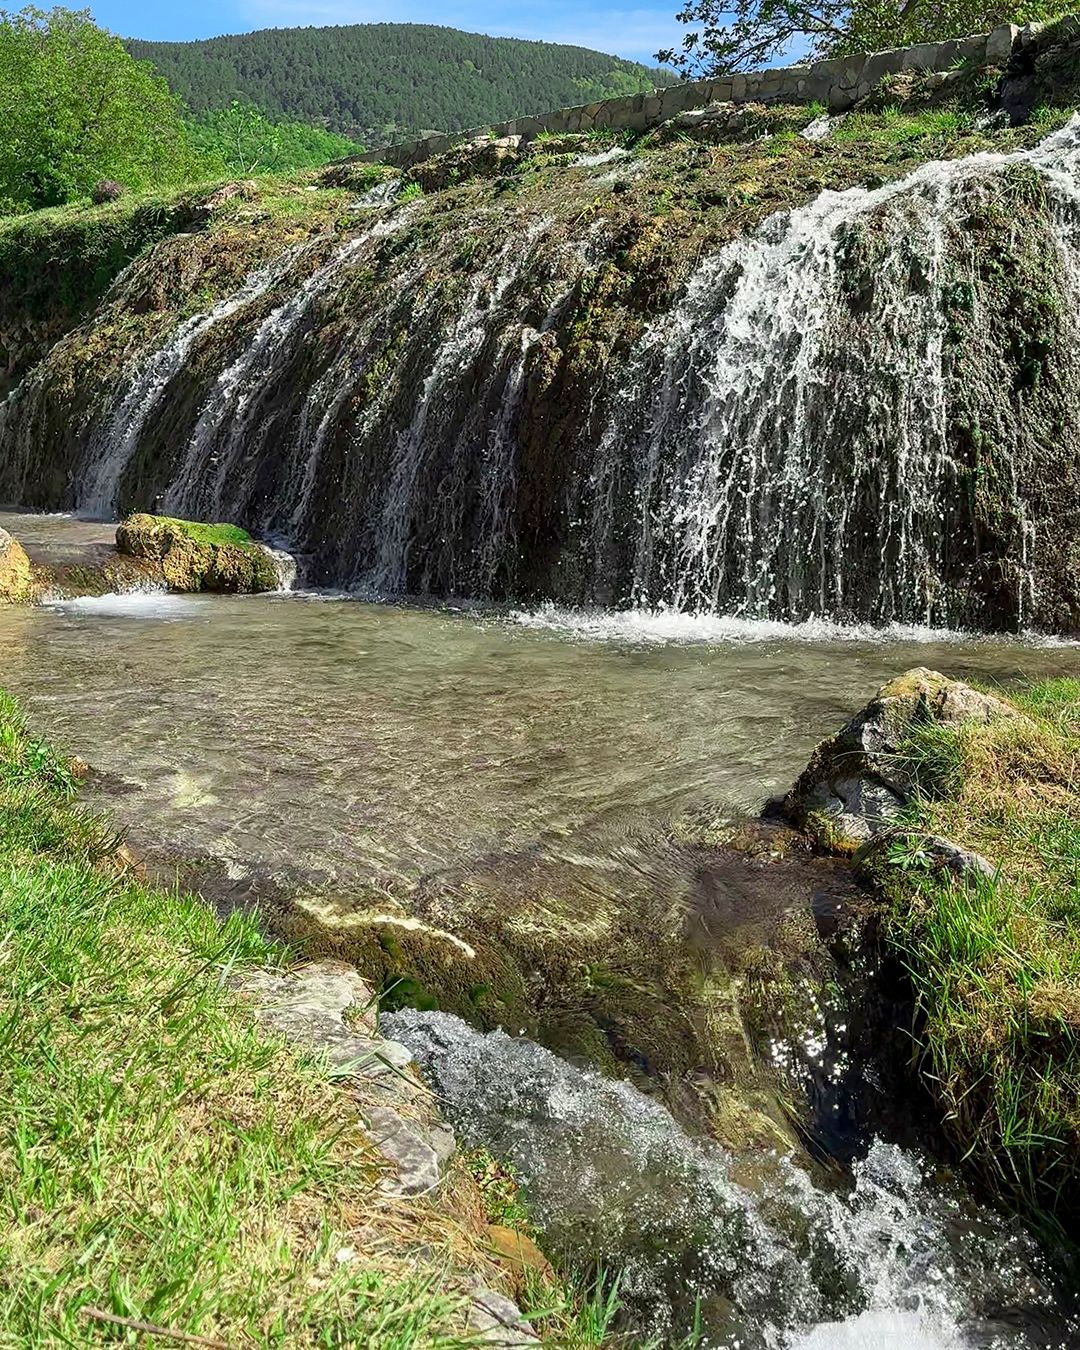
[785,667,1020,851]
[0,529,31,603]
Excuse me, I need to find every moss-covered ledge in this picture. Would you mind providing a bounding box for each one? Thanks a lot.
[116,513,282,592]
[787,668,1080,1230]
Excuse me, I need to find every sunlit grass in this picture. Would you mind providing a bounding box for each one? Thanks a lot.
[881,678,1080,1220]
[0,691,481,1346]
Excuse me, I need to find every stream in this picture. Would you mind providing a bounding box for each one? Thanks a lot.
[5,511,1080,1348]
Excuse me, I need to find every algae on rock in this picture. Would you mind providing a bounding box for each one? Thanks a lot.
[0,529,32,603]
[116,513,280,593]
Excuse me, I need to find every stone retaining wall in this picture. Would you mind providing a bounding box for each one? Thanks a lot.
[362,22,1020,171]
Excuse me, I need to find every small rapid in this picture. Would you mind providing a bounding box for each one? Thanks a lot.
[385,1010,1075,1350]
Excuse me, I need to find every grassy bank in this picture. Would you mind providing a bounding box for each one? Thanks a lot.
[882,678,1080,1224]
[0,690,584,1345]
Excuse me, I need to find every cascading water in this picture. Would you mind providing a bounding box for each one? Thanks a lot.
[5,122,1080,628]
[586,121,1080,624]
[385,1010,1076,1350]
[76,255,296,519]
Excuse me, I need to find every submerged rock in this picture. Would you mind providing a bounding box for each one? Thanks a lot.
[116,513,280,593]
[785,667,1020,852]
[0,528,31,603]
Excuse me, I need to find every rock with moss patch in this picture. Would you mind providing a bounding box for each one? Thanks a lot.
[785,667,1021,852]
[0,528,31,602]
[115,513,279,593]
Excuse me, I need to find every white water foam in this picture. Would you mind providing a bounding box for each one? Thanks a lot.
[507,602,1080,647]
[789,1311,964,1350]
[46,591,207,619]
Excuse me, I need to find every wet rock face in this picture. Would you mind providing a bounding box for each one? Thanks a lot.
[785,667,1020,851]
[0,528,31,602]
[115,513,279,593]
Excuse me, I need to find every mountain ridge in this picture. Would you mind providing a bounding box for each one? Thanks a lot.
[126,22,676,149]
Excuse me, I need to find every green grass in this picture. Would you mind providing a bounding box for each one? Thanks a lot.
[149,514,257,548]
[879,678,1080,1223]
[832,104,975,148]
[0,690,488,1346]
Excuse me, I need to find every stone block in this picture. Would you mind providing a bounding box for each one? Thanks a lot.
[837,57,866,88]
[860,49,906,85]
[901,41,947,70]
[986,22,1019,64]
[514,116,544,141]
[706,79,733,101]
[732,72,747,99]
[828,84,856,111]
[806,55,850,81]
[643,94,663,121]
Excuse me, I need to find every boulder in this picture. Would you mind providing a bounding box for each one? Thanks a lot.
[115,513,279,593]
[0,528,31,602]
[785,668,1020,851]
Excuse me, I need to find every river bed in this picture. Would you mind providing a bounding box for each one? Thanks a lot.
[4,511,1080,1348]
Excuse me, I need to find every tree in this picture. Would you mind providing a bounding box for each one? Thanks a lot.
[185,101,365,175]
[655,0,1073,77]
[0,6,196,212]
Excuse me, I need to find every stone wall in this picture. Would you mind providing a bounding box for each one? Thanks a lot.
[362,22,1020,171]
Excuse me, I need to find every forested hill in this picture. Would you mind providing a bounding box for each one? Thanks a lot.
[126,24,676,148]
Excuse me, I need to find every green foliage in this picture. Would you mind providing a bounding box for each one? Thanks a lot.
[656,0,1076,76]
[186,100,366,175]
[0,690,485,1345]
[883,678,1080,1223]
[0,6,197,213]
[126,24,675,149]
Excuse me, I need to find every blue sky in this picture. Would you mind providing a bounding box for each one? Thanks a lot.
[91,0,687,65]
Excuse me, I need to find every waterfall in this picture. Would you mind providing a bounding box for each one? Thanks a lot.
[585,119,1080,624]
[385,1009,1072,1349]
[7,122,1080,626]
[76,255,295,519]
[160,218,408,520]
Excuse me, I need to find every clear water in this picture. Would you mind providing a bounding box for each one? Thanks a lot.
[3,511,1079,1347]
[3,512,1079,891]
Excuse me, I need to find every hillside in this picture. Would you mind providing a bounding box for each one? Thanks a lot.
[126,23,676,148]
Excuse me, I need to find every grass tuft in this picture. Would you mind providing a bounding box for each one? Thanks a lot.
[882,678,1080,1222]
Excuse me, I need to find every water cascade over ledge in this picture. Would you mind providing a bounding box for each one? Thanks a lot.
[5,122,1080,629]
[385,1010,1076,1349]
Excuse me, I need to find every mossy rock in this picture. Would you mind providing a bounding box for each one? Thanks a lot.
[785,667,1022,852]
[0,529,31,603]
[115,514,279,594]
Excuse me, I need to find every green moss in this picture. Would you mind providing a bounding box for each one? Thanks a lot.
[148,515,256,547]
[116,513,279,593]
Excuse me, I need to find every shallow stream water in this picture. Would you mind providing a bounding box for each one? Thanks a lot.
[5,511,1080,1348]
